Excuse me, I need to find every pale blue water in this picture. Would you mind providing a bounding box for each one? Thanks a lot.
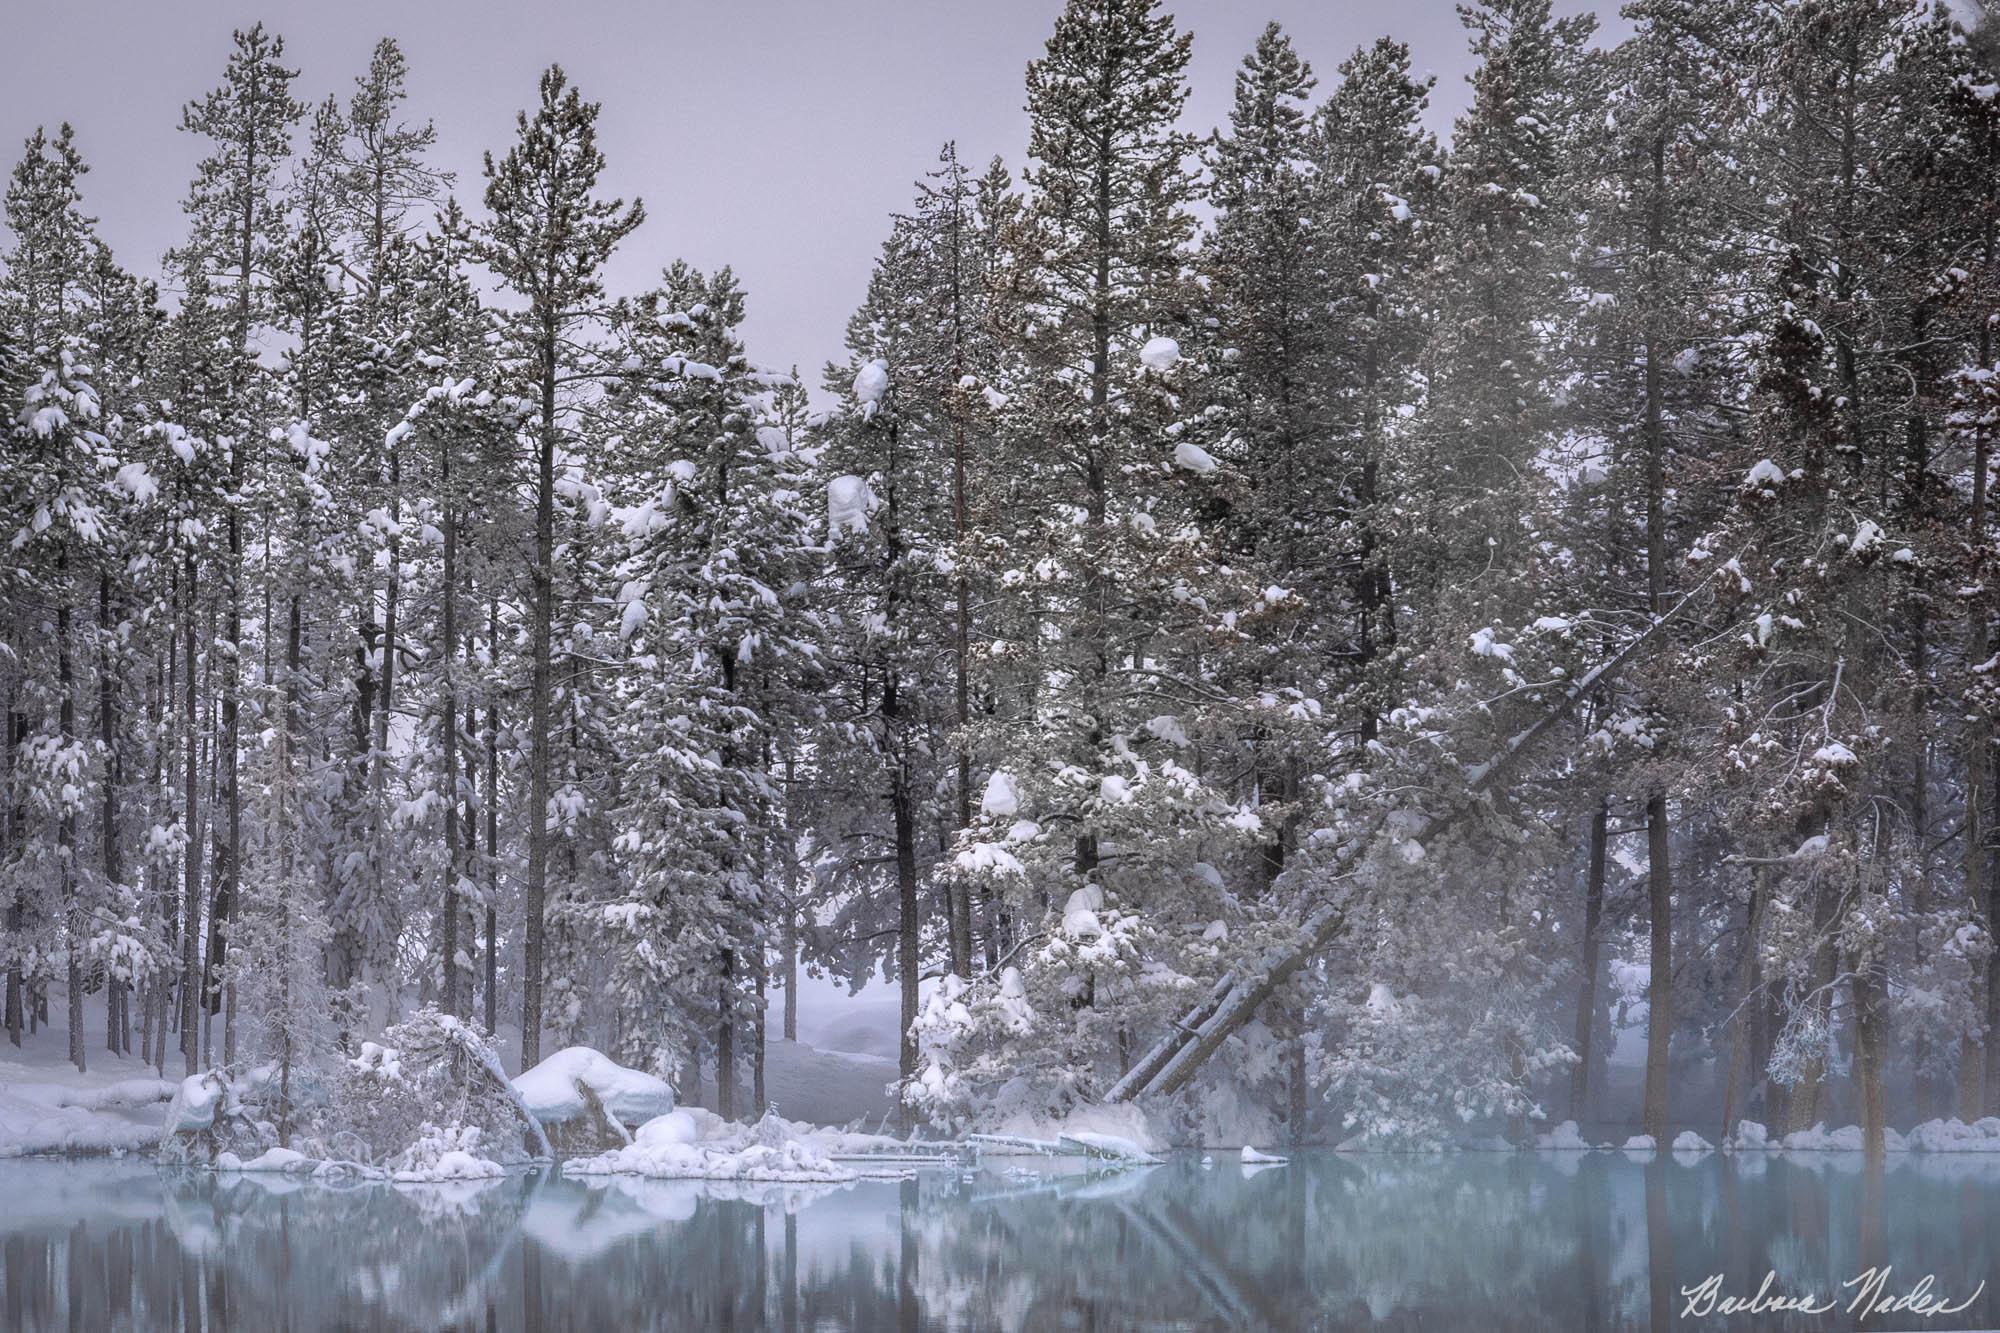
[0,1151,1994,1330]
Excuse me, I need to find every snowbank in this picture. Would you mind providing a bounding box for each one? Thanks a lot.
[0,1082,166,1157]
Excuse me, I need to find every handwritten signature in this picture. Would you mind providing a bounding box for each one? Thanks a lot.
[1680,1268,1986,1320]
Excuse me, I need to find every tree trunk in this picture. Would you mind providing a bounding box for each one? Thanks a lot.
[521,334,557,1071]
[181,557,202,1075]
[716,949,736,1121]
[1570,796,1607,1121]
[1720,870,1768,1144]
[781,753,800,1044]
[894,776,920,1093]
[754,946,767,1114]
[486,598,501,1038]
[99,575,124,1056]
[1852,943,1886,1162]
[59,558,83,1074]
[1963,422,1990,1120]
[441,441,463,1018]
[1643,795,1671,1142]
[5,705,24,1046]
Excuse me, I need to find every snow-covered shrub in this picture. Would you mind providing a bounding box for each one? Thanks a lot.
[328,1007,548,1168]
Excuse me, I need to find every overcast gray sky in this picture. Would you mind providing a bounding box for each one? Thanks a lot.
[2,0,1610,382]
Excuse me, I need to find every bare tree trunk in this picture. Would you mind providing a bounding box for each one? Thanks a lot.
[1963,435,1989,1120]
[99,575,124,1056]
[486,598,501,1038]
[440,441,463,1018]
[1720,870,1768,1143]
[1570,797,1607,1120]
[1643,796,1671,1142]
[754,946,767,1114]
[1853,944,1886,1162]
[893,776,920,1093]
[181,557,202,1075]
[521,336,557,1071]
[5,704,24,1046]
[781,753,799,1043]
[58,554,83,1073]
[716,950,736,1121]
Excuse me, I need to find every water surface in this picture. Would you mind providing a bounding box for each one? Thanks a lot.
[0,1151,1994,1330]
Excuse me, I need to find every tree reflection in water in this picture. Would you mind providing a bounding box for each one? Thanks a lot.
[0,1152,1994,1330]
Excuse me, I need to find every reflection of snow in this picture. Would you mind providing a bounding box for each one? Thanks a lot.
[6,1150,2000,1329]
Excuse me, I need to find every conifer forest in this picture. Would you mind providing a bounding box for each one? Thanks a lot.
[9,0,2000,1163]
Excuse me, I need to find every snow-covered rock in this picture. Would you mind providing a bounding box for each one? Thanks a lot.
[1621,1134,1656,1153]
[1240,1145,1288,1164]
[158,1067,274,1167]
[515,1047,676,1128]
[1726,1120,1770,1151]
[1671,1131,1713,1154]
[1534,1120,1590,1151]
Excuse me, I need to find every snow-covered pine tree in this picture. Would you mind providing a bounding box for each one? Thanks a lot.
[0,124,123,1071]
[476,65,643,1069]
[1562,0,1756,1143]
[929,0,1267,1123]
[814,144,1013,1095]
[172,21,304,1065]
[334,40,452,1011]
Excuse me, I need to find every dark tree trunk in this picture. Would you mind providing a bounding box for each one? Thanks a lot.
[1570,796,1607,1121]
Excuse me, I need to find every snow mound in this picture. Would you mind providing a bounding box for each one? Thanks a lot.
[514,1047,675,1127]
[1621,1135,1656,1153]
[1672,1131,1713,1154]
[1534,1120,1590,1151]
[221,1146,316,1174]
[1781,1123,1862,1151]
[1139,336,1180,371]
[1726,1120,1770,1151]
[565,1111,855,1183]
[1239,1145,1288,1164]
[1906,1117,2000,1153]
